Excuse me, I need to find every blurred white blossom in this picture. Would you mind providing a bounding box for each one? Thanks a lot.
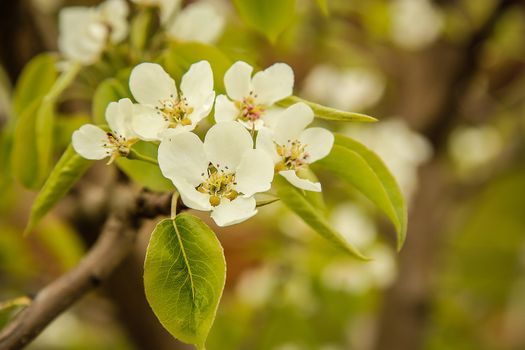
[58,0,129,65]
[390,0,443,50]
[236,264,279,307]
[331,203,377,252]
[322,245,397,293]
[302,65,385,112]
[449,125,503,171]
[343,119,432,201]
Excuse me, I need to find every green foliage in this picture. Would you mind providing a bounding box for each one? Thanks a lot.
[318,135,407,249]
[161,43,232,93]
[0,297,31,331]
[12,53,58,118]
[116,141,174,192]
[92,78,129,124]
[144,216,226,349]
[315,0,330,16]
[275,176,368,260]
[26,145,92,233]
[279,96,378,123]
[11,100,41,188]
[232,0,296,43]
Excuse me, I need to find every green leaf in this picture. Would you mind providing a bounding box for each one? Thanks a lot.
[35,101,56,183]
[144,215,226,349]
[279,96,377,123]
[130,8,156,52]
[232,0,296,43]
[116,141,173,192]
[318,135,407,249]
[275,176,369,260]
[161,43,232,93]
[26,145,92,233]
[0,296,31,331]
[11,100,41,188]
[92,78,129,125]
[12,53,58,118]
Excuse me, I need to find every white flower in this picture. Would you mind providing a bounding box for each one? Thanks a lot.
[129,61,215,141]
[158,122,274,226]
[215,61,294,130]
[58,0,129,65]
[131,0,224,43]
[167,1,225,44]
[256,103,333,192]
[390,0,443,50]
[72,98,138,163]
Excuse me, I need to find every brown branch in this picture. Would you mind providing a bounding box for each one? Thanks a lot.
[0,189,172,350]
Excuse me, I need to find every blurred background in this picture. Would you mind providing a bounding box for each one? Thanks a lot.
[1,0,525,349]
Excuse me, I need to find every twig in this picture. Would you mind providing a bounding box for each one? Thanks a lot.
[0,189,172,350]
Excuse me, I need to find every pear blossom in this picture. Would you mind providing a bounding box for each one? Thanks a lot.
[158,122,274,226]
[215,61,294,130]
[131,0,224,44]
[72,98,138,163]
[129,61,215,141]
[257,103,334,192]
[58,0,129,65]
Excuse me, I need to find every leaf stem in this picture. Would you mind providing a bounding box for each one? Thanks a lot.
[128,149,159,165]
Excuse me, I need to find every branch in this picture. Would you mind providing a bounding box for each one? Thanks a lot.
[0,189,172,350]
[424,0,520,150]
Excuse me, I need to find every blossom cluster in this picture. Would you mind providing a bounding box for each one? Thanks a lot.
[72,61,334,226]
[58,0,224,65]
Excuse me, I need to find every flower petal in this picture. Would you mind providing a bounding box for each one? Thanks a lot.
[188,91,215,125]
[252,63,294,105]
[131,104,168,141]
[273,102,314,145]
[214,94,239,123]
[129,62,177,105]
[181,60,214,107]
[235,149,274,197]
[255,128,280,164]
[299,127,334,163]
[174,179,212,211]
[204,122,253,170]
[167,2,224,44]
[280,170,322,192]
[106,98,136,139]
[158,131,208,187]
[211,197,257,226]
[224,61,253,101]
[72,124,110,160]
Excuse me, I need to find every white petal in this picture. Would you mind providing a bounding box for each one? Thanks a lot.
[129,62,177,105]
[235,149,274,197]
[273,102,314,145]
[214,95,239,123]
[174,179,212,211]
[180,60,214,108]
[280,170,322,192]
[252,63,294,105]
[167,2,224,44]
[159,0,181,24]
[72,124,110,160]
[204,122,253,170]
[188,91,215,125]
[255,128,280,164]
[158,131,208,187]
[98,0,129,43]
[299,127,334,163]
[105,98,136,139]
[224,61,253,101]
[259,107,284,130]
[131,104,168,141]
[211,197,257,226]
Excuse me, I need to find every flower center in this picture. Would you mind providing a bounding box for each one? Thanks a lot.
[275,140,310,172]
[103,132,137,164]
[156,94,194,128]
[197,164,238,207]
[235,94,265,123]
